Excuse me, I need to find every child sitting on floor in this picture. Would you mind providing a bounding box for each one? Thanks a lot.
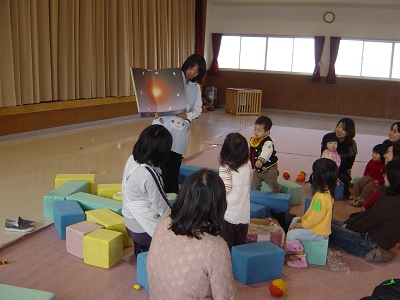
[350,144,387,207]
[285,158,338,268]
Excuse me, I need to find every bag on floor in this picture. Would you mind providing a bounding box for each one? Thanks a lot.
[360,278,400,300]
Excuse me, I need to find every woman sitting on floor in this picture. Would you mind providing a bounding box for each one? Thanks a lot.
[330,159,400,262]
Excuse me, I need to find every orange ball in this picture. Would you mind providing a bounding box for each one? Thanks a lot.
[282,171,290,180]
[269,279,287,297]
[296,173,306,182]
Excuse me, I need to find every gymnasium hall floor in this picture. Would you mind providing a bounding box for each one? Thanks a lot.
[0,107,394,247]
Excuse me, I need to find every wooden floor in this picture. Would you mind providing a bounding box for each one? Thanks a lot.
[0,107,395,247]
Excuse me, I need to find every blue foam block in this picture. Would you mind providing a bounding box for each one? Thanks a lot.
[302,238,329,265]
[137,252,150,292]
[232,241,284,284]
[178,164,218,184]
[66,192,122,215]
[250,190,290,217]
[53,200,85,239]
[335,181,344,200]
[43,180,89,218]
[250,203,266,218]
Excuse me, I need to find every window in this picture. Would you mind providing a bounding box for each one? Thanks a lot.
[218,34,400,80]
[336,40,399,79]
[219,35,314,74]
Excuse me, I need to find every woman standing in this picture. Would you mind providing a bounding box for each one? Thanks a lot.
[153,54,206,193]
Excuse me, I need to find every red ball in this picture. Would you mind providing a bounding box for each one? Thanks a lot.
[282,171,290,180]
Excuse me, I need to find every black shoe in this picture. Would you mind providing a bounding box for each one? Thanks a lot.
[133,242,149,257]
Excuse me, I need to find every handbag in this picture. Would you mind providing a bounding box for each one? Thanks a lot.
[364,247,394,263]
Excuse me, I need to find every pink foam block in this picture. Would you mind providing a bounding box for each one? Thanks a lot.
[66,221,103,258]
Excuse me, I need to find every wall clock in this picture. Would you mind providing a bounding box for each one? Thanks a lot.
[324,12,335,23]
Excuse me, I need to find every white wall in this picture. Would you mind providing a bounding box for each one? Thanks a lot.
[205,2,400,75]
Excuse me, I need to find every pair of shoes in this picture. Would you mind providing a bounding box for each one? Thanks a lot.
[349,195,357,200]
[5,217,35,233]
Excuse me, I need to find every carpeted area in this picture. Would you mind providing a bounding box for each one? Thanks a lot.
[1,218,399,300]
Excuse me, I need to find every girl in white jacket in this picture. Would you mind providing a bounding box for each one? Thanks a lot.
[218,133,252,250]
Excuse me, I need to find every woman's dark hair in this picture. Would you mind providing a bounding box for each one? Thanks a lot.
[391,144,400,161]
[336,118,356,143]
[384,159,400,196]
[321,132,339,155]
[219,133,249,171]
[255,115,273,131]
[169,169,227,239]
[311,158,339,197]
[181,54,206,84]
[132,124,172,167]
[373,144,388,162]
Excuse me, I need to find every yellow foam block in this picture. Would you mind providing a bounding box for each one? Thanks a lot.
[85,208,130,248]
[97,183,122,199]
[55,174,95,194]
[112,192,122,201]
[84,229,123,269]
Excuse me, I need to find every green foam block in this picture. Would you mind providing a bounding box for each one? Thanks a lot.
[261,177,303,205]
[44,180,89,218]
[0,284,56,300]
[66,192,122,215]
[301,238,329,266]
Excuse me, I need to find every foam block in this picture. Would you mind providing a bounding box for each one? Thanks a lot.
[112,193,122,201]
[353,176,361,184]
[167,193,177,206]
[304,196,313,213]
[97,183,122,199]
[335,181,344,200]
[261,177,303,205]
[302,238,329,265]
[137,252,150,292]
[66,192,122,215]
[178,164,218,184]
[66,221,103,258]
[55,174,95,194]
[231,241,284,284]
[85,208,130,248]
[53,200,85,239]
[44,180,89,218]
[84,229,123,269]
[250,190,290,217]
[0,284,56,300]
[250,203,266,218]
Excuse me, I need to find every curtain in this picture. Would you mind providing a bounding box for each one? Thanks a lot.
[0,0,195,108]
[311,36,325,83]
[195,0,206,55]
[208,33,222,76]
[326,36,341,84]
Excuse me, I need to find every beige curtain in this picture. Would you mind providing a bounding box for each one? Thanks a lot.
[0,0,195,108]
